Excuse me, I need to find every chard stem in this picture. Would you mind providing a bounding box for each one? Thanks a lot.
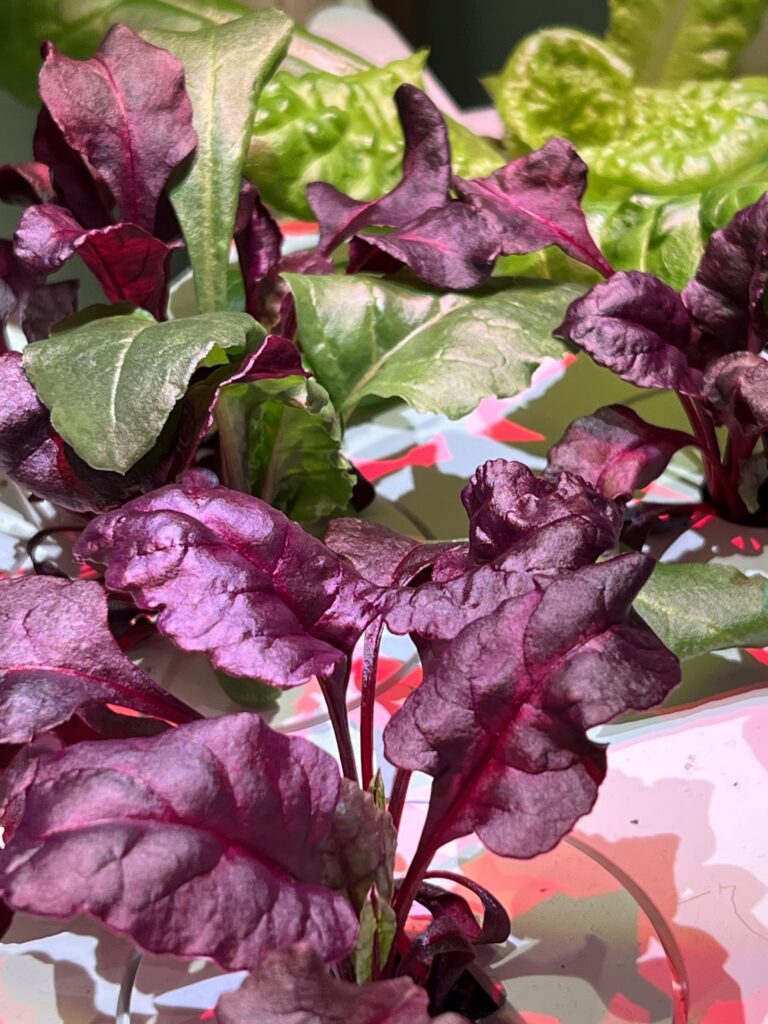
[387,769,412,831]
[361,618,384,792]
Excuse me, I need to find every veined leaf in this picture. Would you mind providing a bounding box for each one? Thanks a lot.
[607,0,768,84]
[285,274,578,420]
[23,310,264,472]
[634,562,768,660]
[146,12,292,313]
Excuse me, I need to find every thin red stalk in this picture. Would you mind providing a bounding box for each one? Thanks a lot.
[319,667,358,784]
[360,619,384,792]
[383,832,441,978]
[677,393,742,516]
[387,768,412,831]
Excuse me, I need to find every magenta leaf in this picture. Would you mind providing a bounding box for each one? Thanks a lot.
[215,944,469,1024]
[309,84,452,257]
[325,518,424,587]
[384,555,680,860]
[556,271,702,395]
[38,25,196,232]
[0,715,359,969]
[0,162,55,205]
[0,576,198,744]
[454,138,611,278]
[75,473,385,687]
[349,203,500,291]
[682,192,768,354]
[394,916,475,1011]
[15,205,173,319]
[0,240,78,343]
[702,351,768,436]
[234,183,283,323]
[420,872,510,946]
[546,405,695,500]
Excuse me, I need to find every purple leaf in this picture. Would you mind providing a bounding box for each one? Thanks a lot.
[0,899,12,941]
[556,271,702,395]
[0,714,359,969]
[309,84,452,256]
[0,576,198,744]
[454,138,611,278]
[702,351,768,436]
[394,916,475,1011]
[682,193,768,354]
[234,182,283,323]
[546,405,695,500]
[0,162,55,205]
[19,280,79,342]
[15,205,173,319]
[420,872,510,945]
[325,519,423,587]
[0,352,161,513]
[349,203,500,291]
[384,555,680,859]
[33,106,113,230]
[38,24,196,231]
[215,944,469,1024]
[75,473,385,687]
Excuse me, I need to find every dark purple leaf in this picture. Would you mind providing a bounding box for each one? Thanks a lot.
[0,714,359,969]
[38,24,196,231]
[19,279,79,342]
[15,205,173,319]
[309,84,452,257]
[0,575,198,744]
[0,162,55,205]
[234,182,283,322]
[420,872,510,945]
[325,518,423,587]
[702,350,768,446]
[556,271,702,394]
[395,916,475,1012]
[384,555,680,860]
[75,473,385,687]
[0,352,161,513]
[349,203,500,291]
[682,192,768,354]
[454,138,612,278]
[546,405,695,500]
[215,944,469,1024]
[33,106,113,230]
[0,899,12,940]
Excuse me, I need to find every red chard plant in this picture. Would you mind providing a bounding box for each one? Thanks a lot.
[2,6,768,1023]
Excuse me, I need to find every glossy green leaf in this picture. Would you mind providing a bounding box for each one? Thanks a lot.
[215,669,279,708]
[698,159,768,237]
[215,374,355,521]
[635,562,768,660]
[146,12,291,314]
[495,29,634,148]
[285,274,579,420]
[353,889,397,984]
[582,78,768,194]
[607,0,768,84]
[0,0,248,105]
[23,310,263,473]
[245,53,501,220]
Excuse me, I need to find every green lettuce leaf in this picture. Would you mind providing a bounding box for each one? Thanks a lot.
[23,310,263,473]
[245,53,501,220]
[215,374,355,521]
[285,273,578,420]
[607,0,768,84]
[635,562,768,660]
[145,11,291,314]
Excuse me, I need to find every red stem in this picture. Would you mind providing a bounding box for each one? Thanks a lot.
[360,619,383,792]
[387,768,412,831]
[319,667,358,784]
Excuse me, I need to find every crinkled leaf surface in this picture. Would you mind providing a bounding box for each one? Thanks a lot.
[216,944,468,1024]
[634,563,768,660]
[702,352,768,435]
[215,374,355,521]
[246,53,499,220]
[75,473,384,686]
[38,25,197,231]
[286,274,577,419]
[547,405,694,500]
[607,0,767,84]
[494,29,634,148]
[146,12,291,313]
[0,714,359,969]
[22,310,264,473]
[325,519,424,588]
[455,139,612,278]
[0,576,198,744]
[556,271,702,394]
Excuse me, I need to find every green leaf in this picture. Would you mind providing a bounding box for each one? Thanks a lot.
[215,669,279,708]
[145,12,291,314]
[607,0,768,84]
[352,888,397,984]
[215,374,355,522]
[0,0,249,105]
[495,29,634,149]
[635,563,768,661]
[698,159,768,237]
[245,53,501,220]
[581,78,768,194]
[285,274,579,420]
[23,310,263,473]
